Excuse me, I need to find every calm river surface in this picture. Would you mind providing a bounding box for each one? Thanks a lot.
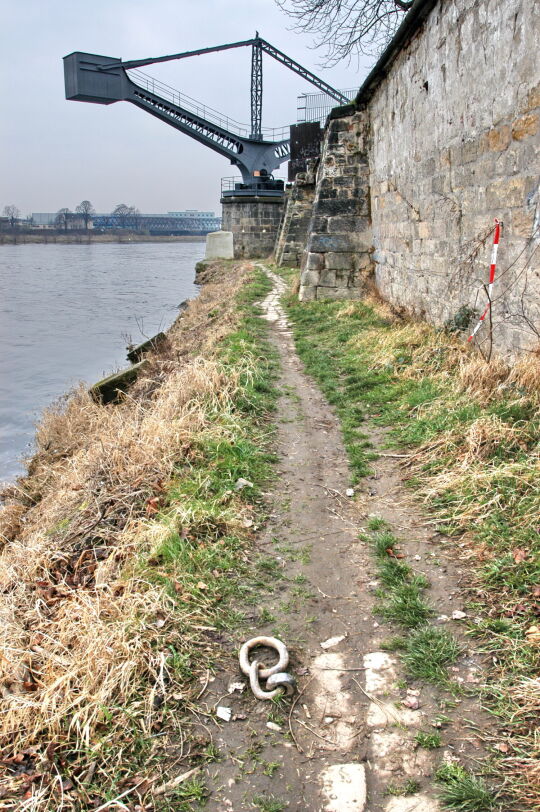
[0,241,204,482]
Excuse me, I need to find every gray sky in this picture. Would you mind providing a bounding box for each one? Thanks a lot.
[1,0,373,216]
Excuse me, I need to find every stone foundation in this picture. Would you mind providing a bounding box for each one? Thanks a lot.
[299,113,374,301]
[274,172,316,268]
[221,195,284,259]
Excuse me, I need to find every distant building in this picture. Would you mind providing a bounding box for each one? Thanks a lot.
[31,209,221,233]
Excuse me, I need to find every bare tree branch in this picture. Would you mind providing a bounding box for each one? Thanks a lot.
[275,0,410,63]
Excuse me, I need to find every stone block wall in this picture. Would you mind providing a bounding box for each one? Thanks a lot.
[368,0,540,356]
[290,0,539,357]
[299,112,374,300]
[221,196,284,259]
[275,170,316,268]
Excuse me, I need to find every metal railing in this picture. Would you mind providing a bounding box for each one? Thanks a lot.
[128,68,289,142]
[297,87,357,124]
[221,176,286,196]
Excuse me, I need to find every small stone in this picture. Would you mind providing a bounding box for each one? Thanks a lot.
[346,488,355,497]
[452,610,467,620]
[266,721,282,732]
[414,554,421,561]
[234,477,253,491]
[216,706,232,722]
[227,681,245,694]
[320,634,346,650]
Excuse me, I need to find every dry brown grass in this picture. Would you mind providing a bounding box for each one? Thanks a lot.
[0,261,255,806]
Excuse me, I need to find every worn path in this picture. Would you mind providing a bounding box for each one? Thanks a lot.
[201,267,491,812]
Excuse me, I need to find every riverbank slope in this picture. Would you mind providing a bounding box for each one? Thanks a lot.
[1,262,538,810]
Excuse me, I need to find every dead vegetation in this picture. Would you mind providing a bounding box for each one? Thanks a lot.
[0,261,265,808]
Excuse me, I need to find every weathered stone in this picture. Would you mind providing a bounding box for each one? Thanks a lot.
[384,794,441,811]
[205,230,234,259]
[310,234,357,252]
[318,269,336,287]
[512,113,538,141]
[486,125,512,151]
[320,764,367,812]
[90,360,148,404]
[300,270,319,287]
[317,286,362,300]
[325,252,355,270]
[299,284,317,302]
[306,251,324,271]
[127,332,167,363]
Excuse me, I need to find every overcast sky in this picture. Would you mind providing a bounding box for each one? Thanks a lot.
[1,0,373,216]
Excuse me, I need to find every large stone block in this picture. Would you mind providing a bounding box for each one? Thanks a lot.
[316,198,363,216]
[205,230,234,259]
[328,214,371,232]
[300,270,320,287]
[317,286,363,300]
[299,284,317,301]
[306,252,325,270]
[318,269,337,287]
[325,252,355,270]
[309,234,357,252]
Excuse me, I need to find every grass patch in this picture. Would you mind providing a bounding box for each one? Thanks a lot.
[385,778,421,796]
[368,529,433,628]
[252,795,287,812]
[401,626,461,684]
[279,272,540,807]
[415,730,442,749]
[435,763,496,811]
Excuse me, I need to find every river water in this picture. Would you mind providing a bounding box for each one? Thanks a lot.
[0,241,204,482]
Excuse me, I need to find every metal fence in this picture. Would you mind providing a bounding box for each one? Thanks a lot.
[297,88,357,125]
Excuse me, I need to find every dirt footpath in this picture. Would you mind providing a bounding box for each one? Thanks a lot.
[200,267,492,812]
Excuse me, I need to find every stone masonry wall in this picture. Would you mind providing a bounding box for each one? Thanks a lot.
[299,112,374,301]
[221,197,284,259]
[294,0,540,357]
[368,0,540,356]
[275,171,316,268]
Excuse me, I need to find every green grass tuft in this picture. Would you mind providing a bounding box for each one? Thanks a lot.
[435,763,496,811]
[415,730,442,749]
[377,580,433,628]
[401,626,461,684]
[252,795,287,812]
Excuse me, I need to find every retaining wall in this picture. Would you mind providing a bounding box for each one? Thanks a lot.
[297,0,540,357]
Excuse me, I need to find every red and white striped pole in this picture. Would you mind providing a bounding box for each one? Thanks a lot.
[468,219,501,342]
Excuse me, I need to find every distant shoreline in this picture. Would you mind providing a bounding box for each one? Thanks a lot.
[0,233,207,246]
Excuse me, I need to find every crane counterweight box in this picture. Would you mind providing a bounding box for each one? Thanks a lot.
[63,52,126,104]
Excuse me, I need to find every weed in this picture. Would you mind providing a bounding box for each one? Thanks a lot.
[367,516,387,530]
[202,742,221,763]
[377,580,433,628]
[435,763,495,811]
[401,627,461,684]
[259,608,276,624]
[262,761,281,777]
[385,778,421,796]
[252,794,287,811]
[415,730,442,749]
